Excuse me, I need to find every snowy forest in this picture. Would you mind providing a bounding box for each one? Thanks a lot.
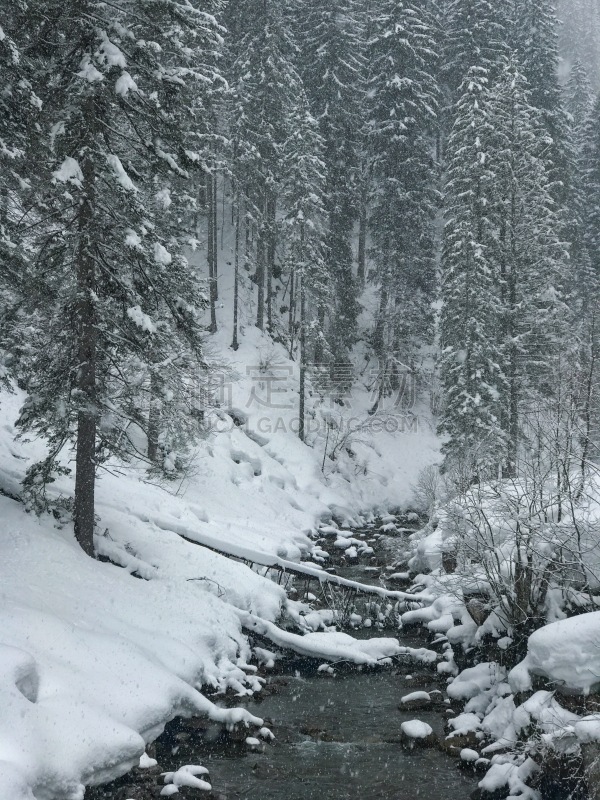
[3,1,600,799]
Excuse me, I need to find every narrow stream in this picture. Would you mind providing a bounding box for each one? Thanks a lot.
[89,523,478,800]
[152,667,477,800]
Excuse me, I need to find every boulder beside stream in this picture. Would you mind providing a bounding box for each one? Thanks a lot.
[400,719,437,748]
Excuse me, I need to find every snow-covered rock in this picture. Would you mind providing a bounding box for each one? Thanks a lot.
[447,663,506,701]
[576,716,600,744]
[399,690,431,710]
[162,764,211,792]
[400,719,436,747]
[509,612,600,695]
[401,719,433,738]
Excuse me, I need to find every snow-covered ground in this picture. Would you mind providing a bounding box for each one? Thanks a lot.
[0,500,268,799]
[509,612,600,695]
[0,232,442,799]
[0,374,438,798]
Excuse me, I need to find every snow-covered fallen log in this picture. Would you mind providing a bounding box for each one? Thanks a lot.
[173,523,434,603]
[239,612,438,666]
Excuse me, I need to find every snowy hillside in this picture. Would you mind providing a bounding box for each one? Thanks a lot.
[4,1,600,799]
[0,256,440,799]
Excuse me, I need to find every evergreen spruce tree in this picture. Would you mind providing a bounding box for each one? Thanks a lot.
[227,0,302,333]
[367,0,439,402]
[490,63,569,473]
[563,59,594,298]
[442,0,513,111]
[292,0,365,372]
[565,59,595,143]
[441,61,569,477]
[512,0,571,205]
[569,94,600,482]
[0,7,40,391]
[439,68,506,474]
[11,0,224,555]
[558,0,600,91]
[281,95,329,438]
[581,97,600,280]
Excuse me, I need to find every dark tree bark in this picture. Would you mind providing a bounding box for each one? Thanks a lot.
[212,166,218,301]
[147,371,160,462]
[313,306,325,364]
[288,269,295,358]
[298,224,306,441]
[507,192,519,478]
[373,284,388,360]
[578,312,597,496]
[357,181,368,286]
[231,194,240,350]
[256,209,265,331]
[299,275,306,443]
[266,193,276,332]
[74,125,97,558]
[207,170,218,333]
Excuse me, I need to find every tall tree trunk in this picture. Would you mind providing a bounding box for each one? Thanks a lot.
[0,186,8,228]
[578,312,597,496]
[357,0,372,289]
[298,224,306,442]
[507,191,519,477]
[221,174,226,251]
[207,170,218,333]
[313,306,325,364]
[256,234,265,330]
[373,284,388,360]
[74,128,97,558]
[245,213,251,272]
[288,269,295,358]
[232,194,240,351]
[256,192,266,331]
[212,166,219,301]
[266,193,276,333]
[357,177,368,286]
[299,276,306,443]
[498,216,511,477]
[147,371,160,463]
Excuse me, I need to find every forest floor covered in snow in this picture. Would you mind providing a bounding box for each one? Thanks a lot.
[0,212,443,798]
[4,381,600,800]
[6,224,600,800]
[0,299,439,800]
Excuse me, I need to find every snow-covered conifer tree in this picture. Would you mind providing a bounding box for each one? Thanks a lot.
[292,0,365,370]
[0,7,41,392]
[281,94,329,437]
[442,0,512,110]
[512,0,571,205]
[227,0,302,333]
[11,0,224,555]
[367,0,439,400]
[490,63,569,474]
[439,68,506,475]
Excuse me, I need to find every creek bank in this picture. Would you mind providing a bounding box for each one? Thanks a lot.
[325,524,598,800]
[86,515,480,800]
[88,664,479,800]
[396,574,600,800]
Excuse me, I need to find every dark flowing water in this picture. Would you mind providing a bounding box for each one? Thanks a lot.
[89,526,477,799]
[153,667,477,800]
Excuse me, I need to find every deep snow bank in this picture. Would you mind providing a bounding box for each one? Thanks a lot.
[0,224,443,798]
[509,612,600,695]
[0,497,285,799]
[0,363,440,800]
